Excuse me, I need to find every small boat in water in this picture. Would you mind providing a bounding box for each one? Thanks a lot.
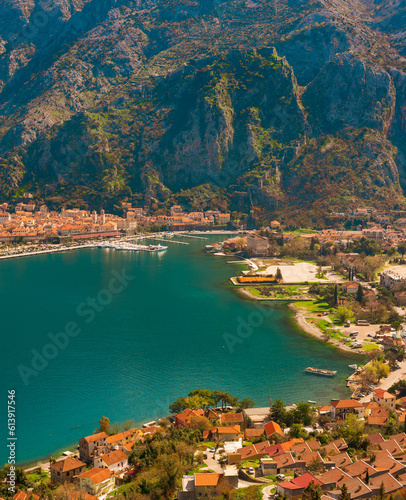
[305,367,337,377]
[349,364,358,370]
[308,400,317,404]
[148,244,168,252]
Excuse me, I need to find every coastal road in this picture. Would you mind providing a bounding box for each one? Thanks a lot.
[360,359,406,404]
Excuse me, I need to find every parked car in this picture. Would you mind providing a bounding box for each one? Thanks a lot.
[277,474,286,480]
[209,448,215,453]
[248,467,255,475]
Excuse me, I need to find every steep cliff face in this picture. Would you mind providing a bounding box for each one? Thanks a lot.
[0,0,406,221]
[149,50,307,190]
[303,53,396,134]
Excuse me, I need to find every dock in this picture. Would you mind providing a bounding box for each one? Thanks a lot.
[177,233,207,240]
[151,237,189,245]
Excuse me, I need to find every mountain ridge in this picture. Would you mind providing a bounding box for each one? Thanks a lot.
[0,0,406,224]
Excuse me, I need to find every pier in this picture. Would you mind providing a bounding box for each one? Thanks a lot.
[176,233,207,240]
[150,237,189,245]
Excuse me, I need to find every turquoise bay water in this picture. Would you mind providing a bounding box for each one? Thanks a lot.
[1,236,356,465]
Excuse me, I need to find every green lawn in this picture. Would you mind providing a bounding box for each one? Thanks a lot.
[293,301,330,312]
[248,285,308,300]
[27,471,50,484]
[362,342,380,352]
[241,459,261,468]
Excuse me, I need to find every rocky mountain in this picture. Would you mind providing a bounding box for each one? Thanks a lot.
[0,0,406,223]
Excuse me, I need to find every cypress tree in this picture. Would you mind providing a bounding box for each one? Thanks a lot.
[357,284,363,303]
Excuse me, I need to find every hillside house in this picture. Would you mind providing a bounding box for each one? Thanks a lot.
[94,449,128,472]
[246,233,269,256]
[50,457,86,484]
[79,432,108,462]
[330,400,365,420]
[373,389,396,411]
[78,468,115,497]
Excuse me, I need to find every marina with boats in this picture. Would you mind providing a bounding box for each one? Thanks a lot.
[98,241,168,252]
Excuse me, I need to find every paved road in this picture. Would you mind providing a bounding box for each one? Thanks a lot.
[262,484,274,499]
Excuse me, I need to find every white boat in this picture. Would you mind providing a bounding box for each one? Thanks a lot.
[349,364,358,370]
[148,244,168,252]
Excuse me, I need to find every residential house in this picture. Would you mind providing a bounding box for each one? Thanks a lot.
[343,460,377,480]
[210,426,240,442]
[276,473,324,500]
[13,494,39,500]
[94,449,128,472]
[367,407,390,427]
[330,400,365,420]
[366,433,385,446]
[50,457,86,484]
[342,283,359,295]
[275,452,305,474]
[378,439,404,457]
[246,233,269,256]
[78,468,115,497]
[215,213,231,225]
[369,473,403,496]
[362,227,385,240]
[264,420,284,438]
[228,441,270,464]
[0,212,11,223]
[174,409,205,428]
[373,389,396,411]
[79,432,108,462]
[242,407,270,428]
[194,473,222,498]
[263,444,286,457]
[244,428,265,440]
[380,271,406,291]
[326,476,372,499]
[370,451,406,477]
[219,413,244,426]
[395,291,406,306]
[328,452,353,469]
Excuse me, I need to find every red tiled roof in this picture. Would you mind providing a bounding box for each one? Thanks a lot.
[367,433,385,444]
[51,458,85,472]
[369,473,403,493]
[279,472,322,490]
[79,468,113,484]
[331,399,364,409]
[194,473,220,487]
[264,421,283,437]
[244,428,265,439]
[374,388,396,399]
[220,413,243,424]
[100,449,127,466]
[83,432,108,443]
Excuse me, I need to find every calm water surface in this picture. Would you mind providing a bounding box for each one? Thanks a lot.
[0,236,356,464]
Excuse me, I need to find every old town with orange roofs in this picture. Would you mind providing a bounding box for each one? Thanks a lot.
[11,386,406,500]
